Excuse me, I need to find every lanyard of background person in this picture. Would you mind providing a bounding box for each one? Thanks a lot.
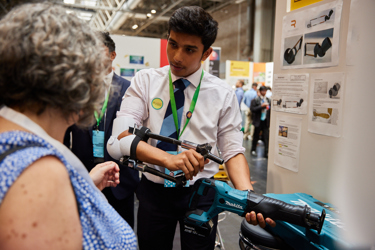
[94,86,111,130]
[168,69,204,140]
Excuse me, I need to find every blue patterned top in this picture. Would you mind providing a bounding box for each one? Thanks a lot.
[0,131,137,249]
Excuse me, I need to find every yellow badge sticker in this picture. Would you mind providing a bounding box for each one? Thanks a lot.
[186,111,192,119]
[151,98,163,110]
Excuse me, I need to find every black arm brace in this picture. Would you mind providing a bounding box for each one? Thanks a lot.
[129,126,151,160]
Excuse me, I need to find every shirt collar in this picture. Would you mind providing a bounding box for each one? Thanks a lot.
[170,64,203,88]
[104,70,114,88]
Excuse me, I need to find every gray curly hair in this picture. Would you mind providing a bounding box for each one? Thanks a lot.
[0,3,107,127]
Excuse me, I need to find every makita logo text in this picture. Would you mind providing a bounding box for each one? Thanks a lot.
[225,201,243,210]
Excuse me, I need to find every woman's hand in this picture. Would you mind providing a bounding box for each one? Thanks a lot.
[89,161,120,191]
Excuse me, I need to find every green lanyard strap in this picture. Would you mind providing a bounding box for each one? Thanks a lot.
[94,86,111,129]
[168,69,204,140]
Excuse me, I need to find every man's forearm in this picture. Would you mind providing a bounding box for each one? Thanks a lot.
[136,141,171,167]
[117,130,170,166]
[225,153,253,191]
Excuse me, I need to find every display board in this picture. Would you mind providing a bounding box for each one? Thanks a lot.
[202,47,221,78]
[225,60,273,88]
[111,35,164,81]
[269,0,375,246]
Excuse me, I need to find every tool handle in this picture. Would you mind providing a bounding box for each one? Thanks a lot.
[145,131,181,146]
[206,152,224,164]
[143,165,174,182]
[247,192,324,233]
[130,127,224,164]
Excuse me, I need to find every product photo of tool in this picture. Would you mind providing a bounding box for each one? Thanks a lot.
[284,36,303,64]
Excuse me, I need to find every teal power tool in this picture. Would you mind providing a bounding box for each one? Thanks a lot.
[184,178,326,237]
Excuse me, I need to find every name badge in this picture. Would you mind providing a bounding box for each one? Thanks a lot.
[92,130,105,158]
[164,151,190,188]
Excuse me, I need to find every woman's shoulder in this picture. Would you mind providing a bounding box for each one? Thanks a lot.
[0,141,82,249]
[0,130,74,206]
[0,130,69,198]
[0,130,52,150]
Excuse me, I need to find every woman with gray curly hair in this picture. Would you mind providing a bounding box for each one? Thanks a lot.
[0,3,137,249]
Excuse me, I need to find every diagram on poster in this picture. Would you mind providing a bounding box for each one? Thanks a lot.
[281,0,342,69]
[273,74,309,114]
[274,115,302,172]
[308,72,345,137]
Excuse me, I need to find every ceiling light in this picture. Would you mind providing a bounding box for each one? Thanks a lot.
[80,12,92,17]
[77,16,91,21]
[64,0,75,4]
[147,13,152,17]
[151,10,156,14]
[132,24,138,29]
[82,0,97,7]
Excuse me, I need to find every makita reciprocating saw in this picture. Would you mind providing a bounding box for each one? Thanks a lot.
[184,178,326,237]
[119,126,326,238]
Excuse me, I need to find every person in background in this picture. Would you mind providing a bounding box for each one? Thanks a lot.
[64,31,139,228]
[243,83,258,140]
[235,79,245,108]
[107,6,276,250]
[250,86,271,158]
[0,3,137,249]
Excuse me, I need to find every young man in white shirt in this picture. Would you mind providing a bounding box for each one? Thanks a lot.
[108,6,275,250]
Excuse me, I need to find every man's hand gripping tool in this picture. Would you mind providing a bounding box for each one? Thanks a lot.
[184,178,326,237]
[119,126,224,188]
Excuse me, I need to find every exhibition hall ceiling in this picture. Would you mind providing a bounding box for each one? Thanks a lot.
[55,0,242,38]
[0,0,244,38]
[0,0,246,38]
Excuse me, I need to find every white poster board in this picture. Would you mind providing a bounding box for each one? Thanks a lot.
[265,62,274,87]
[274,115,302,172]
[308,72,345,137]
[281,0,342,69]
[272,73,309,114]
[111,35,161,81]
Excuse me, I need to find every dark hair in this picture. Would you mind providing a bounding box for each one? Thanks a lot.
[252,83,258,88]
[100,31,116,52]
[259,86,267,92]
[168,6,218,52]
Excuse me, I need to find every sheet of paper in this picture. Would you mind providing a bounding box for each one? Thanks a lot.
[274,115,302,172]
[272,74,309,114]
[308,72,345,137]
[281,0,342,69]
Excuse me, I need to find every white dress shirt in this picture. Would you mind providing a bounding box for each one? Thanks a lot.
[117,65,245,184]
[104,70,114,95]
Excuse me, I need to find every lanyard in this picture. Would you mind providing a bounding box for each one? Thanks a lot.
[168,69,204,140]
[94,86,111,129]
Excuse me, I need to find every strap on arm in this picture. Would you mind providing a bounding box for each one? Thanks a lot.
[129,126,151,160]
